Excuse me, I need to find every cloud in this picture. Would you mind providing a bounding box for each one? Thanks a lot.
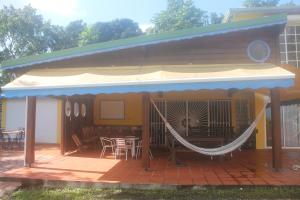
[30,0,86,18]
[139,23,153,32]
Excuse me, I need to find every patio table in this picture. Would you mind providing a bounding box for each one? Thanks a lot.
[2,130,24,148]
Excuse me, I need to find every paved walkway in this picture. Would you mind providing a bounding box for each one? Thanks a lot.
[1,145,300,186]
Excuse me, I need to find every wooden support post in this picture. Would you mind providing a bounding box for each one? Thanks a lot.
[60,98,66,155]
[24,96,36,167]
[271,88,282,171]
[142,93,150,170]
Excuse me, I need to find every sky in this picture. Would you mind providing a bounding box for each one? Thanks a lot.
[1,0,299,31]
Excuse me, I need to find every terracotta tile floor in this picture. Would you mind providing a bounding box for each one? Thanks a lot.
[1,145,300,186]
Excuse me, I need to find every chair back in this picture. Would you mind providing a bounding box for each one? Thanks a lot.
[137,140,142,147]
[72,134,82,147]
[82,126,94,139]
[100,137,113,147]
[115,138,126,147]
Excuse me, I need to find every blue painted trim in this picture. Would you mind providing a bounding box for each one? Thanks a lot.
[1,78,294,98]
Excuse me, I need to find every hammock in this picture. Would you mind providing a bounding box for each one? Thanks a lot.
[151,96,269,156]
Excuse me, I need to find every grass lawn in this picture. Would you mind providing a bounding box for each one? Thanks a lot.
[3,186,300,200]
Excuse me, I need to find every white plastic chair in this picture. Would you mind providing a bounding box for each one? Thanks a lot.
[100,137,115,158]
[135,139,154,160]
[114,138,131,160]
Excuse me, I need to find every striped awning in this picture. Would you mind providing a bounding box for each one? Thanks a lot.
[1,64,295,98]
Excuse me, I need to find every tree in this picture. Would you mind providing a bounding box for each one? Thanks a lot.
[64,20,86,48]
[0,5,71,61]
[0,5,70,85]
[79,19,142,46]
[151,0,208,33]
[243,0,280,7]
[210,12,224,24]
[280,0,297,6]
[0,5,48,59]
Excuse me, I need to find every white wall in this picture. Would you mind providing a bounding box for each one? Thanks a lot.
[6,99,26,131]
[5,97,59,144]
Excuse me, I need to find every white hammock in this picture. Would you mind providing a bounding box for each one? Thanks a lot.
[151,96,269,156]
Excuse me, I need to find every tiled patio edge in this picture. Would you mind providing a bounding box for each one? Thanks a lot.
[1,176,299,190]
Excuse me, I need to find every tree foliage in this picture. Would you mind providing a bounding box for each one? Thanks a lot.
[0,5,50,60]
[0,5,142,85]
[151,0,208,33]
[64,20,87,48]
[280,0,297,6]
[210,12,224,24]
[79,19,142,46]
[151,0,223,33]
[243,0,280,7]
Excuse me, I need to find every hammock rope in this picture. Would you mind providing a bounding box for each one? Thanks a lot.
[151,96,269,156]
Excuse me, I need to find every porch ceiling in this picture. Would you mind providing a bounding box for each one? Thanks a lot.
[1,64,294,98]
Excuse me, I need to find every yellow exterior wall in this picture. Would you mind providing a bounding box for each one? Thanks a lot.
[230,13,266,22]
[56,99,62,144]
[94,93,143,126]
[254,91,269,149]
[1,99,6,129]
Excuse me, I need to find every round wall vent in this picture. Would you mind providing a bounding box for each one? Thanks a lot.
[247,40,271,63]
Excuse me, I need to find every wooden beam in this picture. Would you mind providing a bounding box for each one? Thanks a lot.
[60,98,66,155]
[142,93,150,170]
[24,96,36,167]
[271,88,282,171]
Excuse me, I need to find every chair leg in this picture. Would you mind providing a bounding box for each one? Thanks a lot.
[112,146,115,153]
[135,148,138,159]
[136,147,140,159]
[100,146,106,158]
[125,149,128,160]
[149,149,153,160]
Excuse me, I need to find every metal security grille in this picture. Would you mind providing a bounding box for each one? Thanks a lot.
[279,26,300,68]
[281,104,300,148]
[235,99,251,134]
[150,99,232,146]
[150,100,167,147]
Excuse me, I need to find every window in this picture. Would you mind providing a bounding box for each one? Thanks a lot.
[100,100,125,120]
[280,25,300,68]
[247,40,271,63]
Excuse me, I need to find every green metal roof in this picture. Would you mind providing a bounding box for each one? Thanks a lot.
[1,14,287,71]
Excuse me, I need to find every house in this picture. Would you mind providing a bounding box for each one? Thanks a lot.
[225,6,300,149]
[0,15,296,171]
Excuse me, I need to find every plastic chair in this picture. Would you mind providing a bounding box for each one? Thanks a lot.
[72,134,88,151]
[114,138,131,160]
[136,140,142,159]
[135,140,154,160]
[100,137,115,158]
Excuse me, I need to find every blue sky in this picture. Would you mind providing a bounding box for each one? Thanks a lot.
[1,0,299,30]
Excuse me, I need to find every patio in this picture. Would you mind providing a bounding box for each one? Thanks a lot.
[1,145,300,186]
